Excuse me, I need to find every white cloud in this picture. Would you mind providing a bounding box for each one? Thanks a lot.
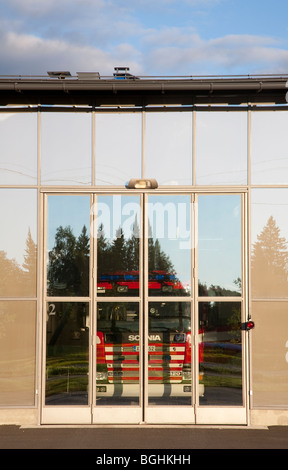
[0,31,143,76]
[0,1,288,77]
[143,32,288,75]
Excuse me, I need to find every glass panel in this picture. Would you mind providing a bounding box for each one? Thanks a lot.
[145,112,192,185]
[47,195,90,297]
[0,113,37,185]
[251,189,288,298]
[148,301,192,405]
[95,195,141,297]
[0,301,36,406]
[96,302,140,406]
[0,189,37,297]
[95,113,141,185]
[195,112,247,185]
[252,301,288,407]
[45,302,89,405]
[41,113,92,185]
[148,195,191,296]
[251,111,288,185]
[199,302,243,406]
[198,194,242,296]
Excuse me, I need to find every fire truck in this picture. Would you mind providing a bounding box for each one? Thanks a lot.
[96,271,204,399]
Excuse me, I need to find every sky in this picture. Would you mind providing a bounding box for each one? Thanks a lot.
[1,0,288,77]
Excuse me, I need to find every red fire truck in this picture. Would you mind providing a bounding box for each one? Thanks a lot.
[96,271,204,399]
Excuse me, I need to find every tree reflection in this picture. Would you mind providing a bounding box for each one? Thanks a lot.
[48,225,89,296]
[0,228,37,297]
[47,219,186,297]
[251,215,288,297]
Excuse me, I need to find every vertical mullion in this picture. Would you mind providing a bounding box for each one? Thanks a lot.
[141,110,146,179]
[90,193,96,419]
[142,192,148,420]
[192,109,196,186]
[92,112,95,186]
[193,193,199,413]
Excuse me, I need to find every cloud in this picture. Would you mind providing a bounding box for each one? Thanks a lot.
[0,0,288,77]
[143,32,288,75]
[0,31,143,76]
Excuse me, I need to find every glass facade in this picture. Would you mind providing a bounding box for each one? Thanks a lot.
[1,102,288,423]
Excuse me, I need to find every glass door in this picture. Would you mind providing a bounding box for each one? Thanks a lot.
[196,194,248,425]
[42,194,92,424]
[41,192,248,425]
[92,194,143,423]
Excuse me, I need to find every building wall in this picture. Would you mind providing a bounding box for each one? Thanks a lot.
[1,108,288,425]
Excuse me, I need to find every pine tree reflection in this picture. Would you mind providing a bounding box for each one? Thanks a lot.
[47,220,189,298]
[251,216,288,297]
[48,225,89,296]
[0,228,37,297]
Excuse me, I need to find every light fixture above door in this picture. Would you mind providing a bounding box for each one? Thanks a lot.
[126,178,158,189]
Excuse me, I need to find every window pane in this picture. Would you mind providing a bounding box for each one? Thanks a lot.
[0,189,37,297]
[47,195,90,297]
[45,302,89,406]
[41,113,92,185]
[199,302,242,406]
[251,189,288,298]
[148,195,191,296]
[252,301,288,407]
[148,302,192,406]
[196,112,247,185]
[0,301,36,406]
[251,111,288,184]
[95,195,140,297]
[95,113,141,185]
[198,194,242,296]
[96,302,140,406]
[145,112,192,185]
[0,113,37,185]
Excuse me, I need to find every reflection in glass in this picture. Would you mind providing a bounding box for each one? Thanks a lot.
[0,113,37,185]
[199,302,242,406]
[45,302,89,406]
[96,195,141,297]
[95,113,142,185]
[251,189,288,298]
[96,302,140,406]
[47,195,90,297]
[145,112,193,185]
[148,302,193,405]
[148,195,191,296]
[41,113,92,185]
[198,195,242,296]
[251,301,288,407]
[251,112,288,185]
[196,112,247,185]
[0,301,36,406]
[0,189,37,297]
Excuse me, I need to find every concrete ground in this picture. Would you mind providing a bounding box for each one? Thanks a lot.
[0,424,288,451]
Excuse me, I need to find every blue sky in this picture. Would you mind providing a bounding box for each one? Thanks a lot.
[0,0,288,77]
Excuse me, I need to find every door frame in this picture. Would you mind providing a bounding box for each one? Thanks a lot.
[40,189,249,425]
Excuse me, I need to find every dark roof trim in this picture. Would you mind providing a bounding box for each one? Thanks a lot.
[0,75,287,106]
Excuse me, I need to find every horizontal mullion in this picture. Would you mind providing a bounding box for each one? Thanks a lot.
[95,296,140,302]
[197,296,243,302]
[147,296,193,302]
[0,297,37,301]
[251,298,288,302]
[45,297,90,302]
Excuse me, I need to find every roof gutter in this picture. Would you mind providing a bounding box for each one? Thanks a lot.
[0,78,286,93]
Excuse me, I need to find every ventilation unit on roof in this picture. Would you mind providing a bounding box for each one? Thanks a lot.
[47,71,71,79]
